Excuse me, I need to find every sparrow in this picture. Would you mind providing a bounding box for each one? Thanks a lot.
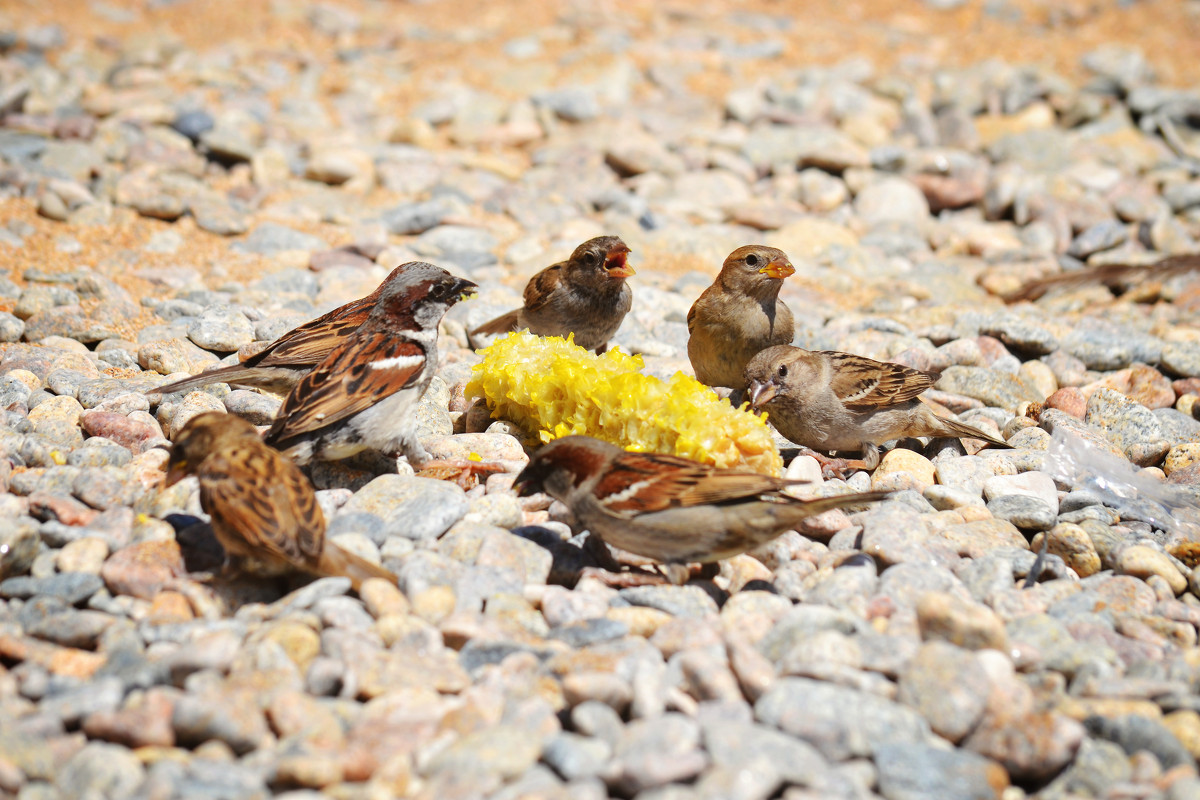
[744,345,1012,470]
[164,411,395,590]
[470,236,634,353]
[149,262,418,397]
[514,435,887,581]
[262,263,496,483]
[687,245,795,392]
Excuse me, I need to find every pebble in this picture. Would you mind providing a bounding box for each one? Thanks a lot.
[336,475,468,541]
[1116,545,1188,596]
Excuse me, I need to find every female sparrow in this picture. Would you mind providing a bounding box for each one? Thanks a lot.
[687,245,795,392]
[151,263,422,397]
[471,236,634,353]
[745,345,1012,470]
[514,435,886,581]
[165,412,395,590]
[262,263,490,482]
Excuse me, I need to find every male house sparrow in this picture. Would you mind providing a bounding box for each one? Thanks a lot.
[471,236,634,353]
[687,245,795,392]
[745,345,1012,470]
[514,435,886,579]
[165,411,395,590]
[151,263,420,397]
[263,263,488,480]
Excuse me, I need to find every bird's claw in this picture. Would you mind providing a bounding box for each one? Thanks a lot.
[417,458,506,490]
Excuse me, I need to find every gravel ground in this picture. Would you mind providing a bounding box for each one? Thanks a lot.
[4,1,1200,799]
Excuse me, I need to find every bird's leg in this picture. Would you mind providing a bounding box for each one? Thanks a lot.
[573,534,668,587]
[416,458,506,490]
[792,446,869,479]
[402,439,506,490]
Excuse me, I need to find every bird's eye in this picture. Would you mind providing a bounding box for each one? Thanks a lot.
[583,252,599,266]
[778,364,788,378]
[745,253,760,268]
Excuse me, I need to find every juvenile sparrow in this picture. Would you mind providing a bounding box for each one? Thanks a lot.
[745,345,1012,470]
[150,263,421,397]
[514,435,887,579]
[165,412,395,590]
[687,245,795,392]
[263,263,494,483]
[471,236,634,353]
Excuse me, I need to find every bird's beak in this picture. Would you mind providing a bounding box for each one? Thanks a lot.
[453,277,479,302]
[759,257,795,280]
[163,456,188,487]
[605,246,635,279]
[748,380,777,409]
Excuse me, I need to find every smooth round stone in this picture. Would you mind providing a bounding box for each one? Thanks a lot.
[1031,523,1101,578]
[1165,444,1200,476]
[982,471,1058,511]
[754,677,933,762]
[160,392,226,439]
[27,395,85,448]
[853,177,930,226]
[1115,545,1187,595]
[1085,387,1171,466]
[561,671,633,712]
[56,538,109,574]
[871,449,936,493]
[935,366,1040,413]
[1045,387,1086,419]
[875,743,1009,800]
[338,475,468,541]
[1162,711,1200,761]
[187,307,255,353]
[987,495,1056,531]
[138,339,219,376]
[222,390,281,425]
[921,484,988,510]
[1018,359,1057,400]
[915,591,1008,651]
[0,311,24,343]
[618,585,719,618]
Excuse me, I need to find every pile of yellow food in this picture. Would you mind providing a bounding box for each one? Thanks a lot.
[465,332,783,475]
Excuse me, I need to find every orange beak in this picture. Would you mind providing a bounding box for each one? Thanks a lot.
[759,257,795,280]
[605,246,635,279]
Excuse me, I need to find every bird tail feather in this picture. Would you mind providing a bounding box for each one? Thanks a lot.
[470,310,521,338]
[932,416,1012,449]
[147,364,256,397]
[318,544,396,592]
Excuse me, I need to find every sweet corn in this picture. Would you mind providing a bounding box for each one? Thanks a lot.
[466,332,782,475]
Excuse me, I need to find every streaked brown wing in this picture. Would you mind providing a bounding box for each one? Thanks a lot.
[824,351,935,411]
[598,451,792,514]
[1003,254,1200,302]
[200,444,325,565]
[253,301,371,368]
[523,263,566,315]
[266,335,426,444]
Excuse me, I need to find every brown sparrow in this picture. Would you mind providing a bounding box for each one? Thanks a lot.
[514,435,886,580]
[687,245,795,392]
[165,412,395,590]
[262,263,490,483]
[150,263,422,398]
[745,345,1012,470]
[471,236,634,353]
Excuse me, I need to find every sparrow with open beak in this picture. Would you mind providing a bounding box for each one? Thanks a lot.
[165,411,395,590]
[745,345,1012,471]
[687,245,796,393]
[471,236,634,353]
[514,435,887,583]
